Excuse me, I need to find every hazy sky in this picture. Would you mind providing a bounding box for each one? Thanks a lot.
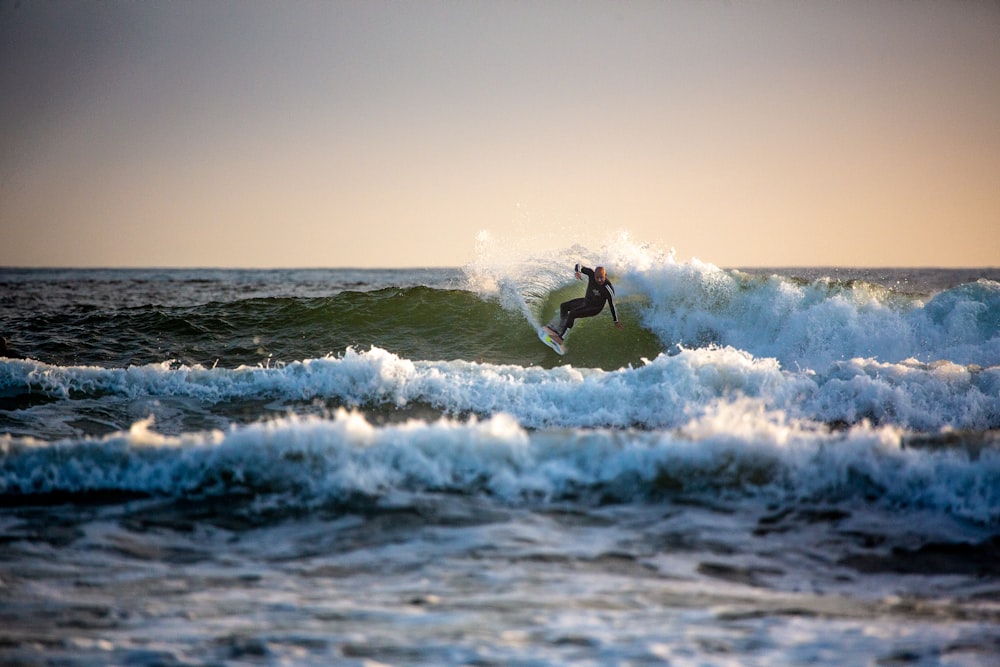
[2,1,998,268]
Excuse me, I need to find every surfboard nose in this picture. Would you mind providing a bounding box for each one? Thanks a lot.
[538,327,565,355]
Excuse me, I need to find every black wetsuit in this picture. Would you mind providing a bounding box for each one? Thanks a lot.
[554,264,619,337]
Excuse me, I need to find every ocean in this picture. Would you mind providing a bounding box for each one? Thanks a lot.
[2,245,999,666]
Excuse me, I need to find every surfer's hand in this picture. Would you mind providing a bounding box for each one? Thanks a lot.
[575,271,582,280]
[614,321,624,330]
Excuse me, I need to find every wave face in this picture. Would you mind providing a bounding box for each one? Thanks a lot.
[3,258,998,372]
[1,284,662,371]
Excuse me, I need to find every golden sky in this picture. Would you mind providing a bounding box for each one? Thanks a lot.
[2,1,998,268]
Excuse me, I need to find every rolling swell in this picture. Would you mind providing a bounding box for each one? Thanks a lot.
[3,409,998,525]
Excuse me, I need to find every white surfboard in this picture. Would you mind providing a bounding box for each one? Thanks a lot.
[538,326,566,355]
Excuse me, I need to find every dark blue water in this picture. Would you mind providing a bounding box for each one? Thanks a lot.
[2,258,999,665]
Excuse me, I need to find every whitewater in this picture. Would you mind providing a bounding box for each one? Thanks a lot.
[2,238,999,665]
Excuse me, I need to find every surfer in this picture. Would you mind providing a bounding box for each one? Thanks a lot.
[545,264,624,343]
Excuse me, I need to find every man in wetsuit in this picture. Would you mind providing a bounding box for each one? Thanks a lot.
[545,264,624,343]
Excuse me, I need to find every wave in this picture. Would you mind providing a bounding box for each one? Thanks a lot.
[9,286,663,370]
[622,260,1000,370]
[2,408,998,525]
[466,235,999,369]
[4,345,998,432]
[4,252,999,529]
[7,249,999,375]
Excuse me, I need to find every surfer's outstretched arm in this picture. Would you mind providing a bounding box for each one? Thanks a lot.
[607,295,624,329]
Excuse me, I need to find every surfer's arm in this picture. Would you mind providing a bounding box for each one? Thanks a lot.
[606,289,621,326]
[574,264,591,280]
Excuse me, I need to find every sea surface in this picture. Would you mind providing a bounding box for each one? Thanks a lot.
[2,244,1000,666]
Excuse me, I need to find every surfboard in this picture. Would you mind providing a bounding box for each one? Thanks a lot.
[538,326,566,355]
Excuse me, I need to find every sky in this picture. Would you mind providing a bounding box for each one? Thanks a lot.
[1,0,998,269]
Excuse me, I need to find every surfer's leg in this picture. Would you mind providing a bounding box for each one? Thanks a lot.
[559,298,586,318]
[557,299,587,336]
[549,297,587,338]
[562,303,603,335]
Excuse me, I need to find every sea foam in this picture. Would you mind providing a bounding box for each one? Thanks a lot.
[3,344,998,433]
[611,251,1000,369]
[2,407,998,524]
